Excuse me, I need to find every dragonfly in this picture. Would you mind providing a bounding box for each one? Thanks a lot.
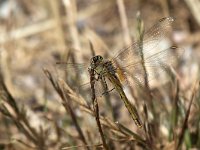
[57,17,183,127]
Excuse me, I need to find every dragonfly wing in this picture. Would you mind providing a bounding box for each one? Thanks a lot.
[55,62,96,99]
[142,17,174,56]
[71,76,115,98]
[118,46,184,88]
[112,17,175,67]
[94,77,115,97]
[56,62,90,85]
[56,61,116,98]
[56,62,88,73]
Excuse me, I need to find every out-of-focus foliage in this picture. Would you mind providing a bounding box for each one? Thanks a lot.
[0,0,200,149]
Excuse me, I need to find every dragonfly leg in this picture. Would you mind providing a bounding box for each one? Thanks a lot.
[101,76,115,95]
[102,88,115,95]
[94,70,104,81]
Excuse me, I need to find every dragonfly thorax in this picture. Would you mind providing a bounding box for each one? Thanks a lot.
[90,55,116,76]
[90,55,109,75]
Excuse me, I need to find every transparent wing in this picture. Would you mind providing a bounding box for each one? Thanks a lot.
[55,62,92,97]
[56,62,88,72]
[56,61,116,97]
[112,17,175,67]
[109,17,183,88]
[56,62,89,82]
[96,77,115,97]
[115,46,184,88]
[78,76,115,97]
[56,17,180,97]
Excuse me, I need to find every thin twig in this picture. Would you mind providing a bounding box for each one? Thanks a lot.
[0,72,46,149]
[43,69,90,150]
[15,139,36,149]
[170,80,180,141]
[49,0,67,53]
[61,87,90,150]
[116,0,131,45]
[89,68,109,150]
[63,0,81,61]
[136,13,151,98]
[176,81,199,149]
[0,19,56,44]
[115,122,145,144]
[159,0,170,17]
[136,15,156,148]
[61,143,103,150]
[185,0,200,26]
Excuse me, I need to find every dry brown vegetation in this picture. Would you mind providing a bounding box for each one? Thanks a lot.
[0,0,200,150]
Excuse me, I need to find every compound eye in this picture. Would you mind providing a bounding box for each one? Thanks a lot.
[93,56,97,62]
[98,55,103,60]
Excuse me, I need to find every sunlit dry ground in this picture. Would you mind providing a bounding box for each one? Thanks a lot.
[0,0,200,150]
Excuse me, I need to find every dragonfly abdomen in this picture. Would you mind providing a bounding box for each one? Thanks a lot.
[108,74,142,127]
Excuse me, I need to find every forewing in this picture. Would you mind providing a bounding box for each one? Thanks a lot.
[56,62,116,97]
[56,62,93,98]
[112,17,175,67]
[56,62,89,82]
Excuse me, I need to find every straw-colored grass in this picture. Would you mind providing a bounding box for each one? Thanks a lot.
[0,0,200,150]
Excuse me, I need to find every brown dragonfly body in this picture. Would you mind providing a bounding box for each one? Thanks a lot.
[89,55,142,127]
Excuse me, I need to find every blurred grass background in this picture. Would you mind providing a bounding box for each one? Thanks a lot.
[0,0,200,150]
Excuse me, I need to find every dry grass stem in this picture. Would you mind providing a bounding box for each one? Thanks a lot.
[0,1,199,149]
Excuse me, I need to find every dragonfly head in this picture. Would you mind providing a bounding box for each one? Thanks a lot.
[90,55,104,68]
